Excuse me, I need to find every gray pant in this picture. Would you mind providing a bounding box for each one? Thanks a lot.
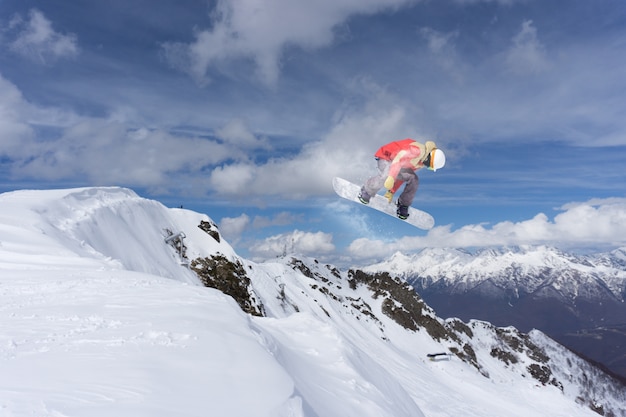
[363,158,419,206]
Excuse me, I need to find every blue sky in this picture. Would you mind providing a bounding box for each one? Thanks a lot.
[1,0,626,265]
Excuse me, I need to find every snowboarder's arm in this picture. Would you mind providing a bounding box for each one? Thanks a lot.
[386,150,409,184]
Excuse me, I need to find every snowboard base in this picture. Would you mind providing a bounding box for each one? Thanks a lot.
[332,177,434,230]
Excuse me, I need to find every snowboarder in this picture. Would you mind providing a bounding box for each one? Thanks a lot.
[358,139,445,220]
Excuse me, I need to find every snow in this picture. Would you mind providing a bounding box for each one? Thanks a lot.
[1,270,293,417]
[0,187,618,417]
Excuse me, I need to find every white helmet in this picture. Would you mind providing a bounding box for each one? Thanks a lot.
[428,148,446,171]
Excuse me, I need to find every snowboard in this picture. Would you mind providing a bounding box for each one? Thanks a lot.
[332,177,435,230]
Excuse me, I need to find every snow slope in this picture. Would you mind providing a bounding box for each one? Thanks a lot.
[0,187,623,417]
[361,246,626,380]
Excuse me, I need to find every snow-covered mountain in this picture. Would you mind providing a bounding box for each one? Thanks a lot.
[1,187,625,417]
[364,246,626,381]
[365,247,626,303]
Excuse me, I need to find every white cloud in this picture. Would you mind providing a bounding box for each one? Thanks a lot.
[420,27,464,82]
[0,75,34,155]
[1,69,438,201]
[2,72,416,198]
[249,229,335,259]
[215,119,270,149]
[11,120,236,188]
[209,163,257,195]
[219,214,251,242]
[346,198,626,261]
[7,9,78,63]
[0,74,259,192]
[162,0,417,85]
[219,211,304,244]
[421,27,456,54]
[207,79,424,197]
[408,16,626,148]
[505,20,550,75]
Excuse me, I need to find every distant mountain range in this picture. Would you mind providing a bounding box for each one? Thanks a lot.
[363,246,626,382]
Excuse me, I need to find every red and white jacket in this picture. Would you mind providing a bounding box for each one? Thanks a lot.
[375,138,435,173]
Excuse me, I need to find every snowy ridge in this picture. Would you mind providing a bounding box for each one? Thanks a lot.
[1,187,236,279]
[364,246,626,301]
[362,246,626,383]
[1,187,625,417]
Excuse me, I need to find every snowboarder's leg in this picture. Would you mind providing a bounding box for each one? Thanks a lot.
[360,159,390,203]
[396,169,419,207]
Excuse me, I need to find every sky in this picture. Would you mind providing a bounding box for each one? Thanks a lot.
[1,0,626,264]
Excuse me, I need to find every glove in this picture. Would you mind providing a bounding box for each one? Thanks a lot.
[384,176,395,190]
[384,191,394,203]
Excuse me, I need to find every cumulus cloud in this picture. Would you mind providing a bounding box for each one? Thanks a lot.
[347,198,626,261]
[219,214,251,243]
[8,118,238,189]
[215,119,270,149]
[209,163,257,195]
[0,75,257,193]
[249,229,335,259]
[162,0,417,85]
[7,9,78,63]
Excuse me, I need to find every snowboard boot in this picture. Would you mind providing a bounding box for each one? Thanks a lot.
[358,188,371,204]
[396,201,409,220]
